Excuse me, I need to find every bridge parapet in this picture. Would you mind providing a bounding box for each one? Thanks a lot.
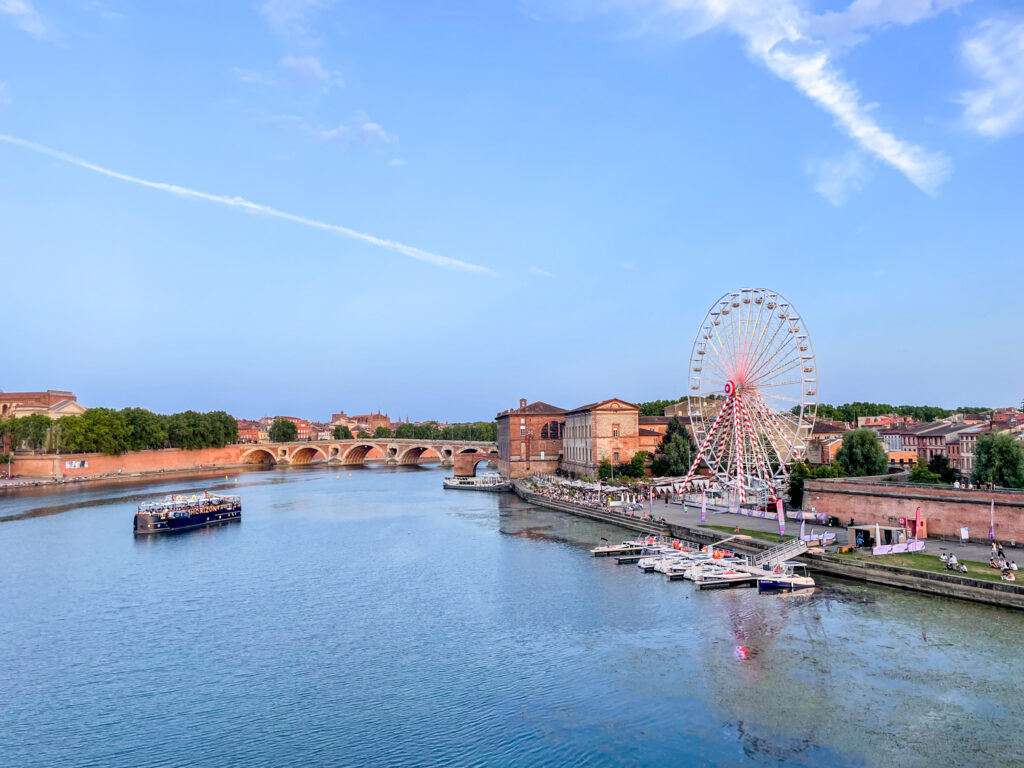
[238,439,498,469]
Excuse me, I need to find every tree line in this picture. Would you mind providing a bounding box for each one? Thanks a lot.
[800,401,993,424]
[325,421,497,443]
[0,409,238,456]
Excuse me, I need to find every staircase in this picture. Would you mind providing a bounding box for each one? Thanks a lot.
[752,537,808,568]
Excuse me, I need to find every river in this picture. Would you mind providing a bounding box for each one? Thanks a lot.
[2,465,1022,767]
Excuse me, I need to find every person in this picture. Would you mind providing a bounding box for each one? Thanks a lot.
[1012,561,1019,571]
[990,557,998,569]
[940,553,949,565]
[959,563,969,574]
[998,544,1006,560]
[1002,570,1016,582]
[992,541,998,556]
[954,480,961,489]
[949,554,959,569]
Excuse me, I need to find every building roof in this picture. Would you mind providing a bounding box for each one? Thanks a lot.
[812,419,848,435]
[496,400,567,418]
[638,415,672,424]
[565,398,638,415]
[638,428,661,437]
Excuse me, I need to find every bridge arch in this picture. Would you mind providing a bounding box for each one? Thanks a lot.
[242,447,277,465]
[396,445,442,465]
[291,445,327,465]
[453,447,499,476]
[340,443,384,466]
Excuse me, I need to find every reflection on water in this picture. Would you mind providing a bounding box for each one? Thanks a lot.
[1,466,1023,767]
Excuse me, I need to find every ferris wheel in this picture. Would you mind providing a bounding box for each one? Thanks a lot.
[681,288,817,503]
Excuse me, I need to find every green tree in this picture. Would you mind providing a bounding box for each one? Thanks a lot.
[333,425,353,439]
[373,426,392,438]
[630,450,648,475]
[972,432,1024,489]
[356,430,371,438]
[651,417,694,477]
[926,455,957,484]
[835,428,888,477]
[787,460,845,508]
[269,418,298,442]
[597,457,612,480]
[638,397,685,417]
[910,460,941,484]
[19,414,52,452]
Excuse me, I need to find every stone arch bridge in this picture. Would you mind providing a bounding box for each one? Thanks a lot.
[239,439,498,473]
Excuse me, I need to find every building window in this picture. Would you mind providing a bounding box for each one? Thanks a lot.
[520,426,525,436]
[614,452,619,462]
[613,426,619,437]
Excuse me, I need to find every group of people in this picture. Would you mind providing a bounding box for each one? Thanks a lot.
[939,543,1019,581]
[527,477,666,524]
[940,552,969,574]
[989,541,1018,581]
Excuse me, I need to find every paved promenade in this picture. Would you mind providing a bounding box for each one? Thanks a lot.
[659,498,1022,567]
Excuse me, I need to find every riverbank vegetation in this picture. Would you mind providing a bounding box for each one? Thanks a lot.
[0,409,238,456]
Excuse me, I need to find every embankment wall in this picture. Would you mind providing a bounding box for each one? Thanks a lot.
[12,446,245,479]
[804,478,1024,543]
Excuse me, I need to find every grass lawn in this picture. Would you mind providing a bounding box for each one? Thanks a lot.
[834,551,1012,583]
[701,524,794,543]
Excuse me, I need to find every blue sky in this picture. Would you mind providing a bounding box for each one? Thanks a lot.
[1,0,1022,422]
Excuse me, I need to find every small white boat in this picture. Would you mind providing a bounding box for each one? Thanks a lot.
[590,538,649,557]
[757,562,815,593]
[694,564,757,590]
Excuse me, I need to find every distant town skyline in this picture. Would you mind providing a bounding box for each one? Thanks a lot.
[2,1,1022,417]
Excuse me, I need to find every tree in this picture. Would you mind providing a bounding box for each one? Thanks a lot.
[333,425,353,439]
[926,455,957,484]
[972,432,1024,489]
[597,457,612,480]
[630,450,648,475]
[373,426,392,438]
[19,414,52,452]
[651,417,695,477]
[356,430,371,438]
[910,460,941,485]
[787,460,844,508]
[835,428,888,477]
[638,397,685,417]
[269,418,298,442]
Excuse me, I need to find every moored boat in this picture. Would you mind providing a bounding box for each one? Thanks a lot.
[134,492,241,535]
[443,474,511,492]
[756,562,815,593]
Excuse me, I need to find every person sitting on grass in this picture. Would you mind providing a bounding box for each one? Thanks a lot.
[940,553,949,565]
[948,554,959,569]
[1012,561,1019,571]
[959,563,969,574]
[990,557,999,569]
[1002,570,1016,582]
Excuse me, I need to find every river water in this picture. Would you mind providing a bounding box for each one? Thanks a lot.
[2,466,1023,767]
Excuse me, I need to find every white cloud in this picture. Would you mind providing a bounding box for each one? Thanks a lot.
[279,55,343,89]
[388,158,406,167]
[0,0,49,38]
[258,0,328,42]
[233,67,279,86]
[554,0,953,196]
[810,0,972,49]
[318,115,398,145]
[959,19,1024,137]
[530,266,554,277]
[806,151,871,206]
[0,83,10,106]
[0,133,495,276]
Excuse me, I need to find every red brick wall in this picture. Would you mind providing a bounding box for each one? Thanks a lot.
[805,478,1024,541]
[13,445,245,478]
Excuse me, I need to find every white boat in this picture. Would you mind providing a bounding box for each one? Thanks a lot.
[590,538,649,557]
[694,564,757,590]
[638,551,690,572]
[756,562,815,593]
[443,474,511,492]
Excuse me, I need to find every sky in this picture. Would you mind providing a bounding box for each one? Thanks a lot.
[1,0,1022,422]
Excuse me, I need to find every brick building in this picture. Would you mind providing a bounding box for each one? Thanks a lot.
[236,419,260,444]
[352,412,391,433]
[560,398,641,477]
[0,389,86,420]
[273,416,310,441]
[495,399,566,479]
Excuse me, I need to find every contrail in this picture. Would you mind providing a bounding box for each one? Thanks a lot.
[0,133,496,275]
